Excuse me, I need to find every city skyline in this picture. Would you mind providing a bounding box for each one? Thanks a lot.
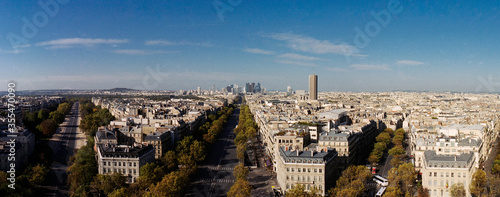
[1,1,500,92]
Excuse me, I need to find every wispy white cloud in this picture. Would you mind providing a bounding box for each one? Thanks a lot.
[325,67,349,72]
[36,38,129,49]
[243,48,275,55]
[0,49,22,54]
[278,53,325,61]
[112,49,177,55]
[145,40,211,47]
[396,60,426,66]
[267,33,361,56]
[276,60,319,67]
[350,64,390,71]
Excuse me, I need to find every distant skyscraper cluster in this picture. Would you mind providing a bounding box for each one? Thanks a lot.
[245,83,262,94]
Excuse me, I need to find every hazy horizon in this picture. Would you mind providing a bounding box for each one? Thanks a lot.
[2,1,499,93]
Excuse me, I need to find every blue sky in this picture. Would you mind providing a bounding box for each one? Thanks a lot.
[1,0,499,92]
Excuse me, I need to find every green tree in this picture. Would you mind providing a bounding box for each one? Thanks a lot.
[37,109,50,120]
[387,163,416,196]
[49,110,66,124]
[108,188,128,197]
[285,184,321,197]
[395,128,405,136]
[384,128,394,136]
[233,163,249,180]
[138,163,165,187]
[90,173,127,196]
[67,137,98,196]
[189,140,206,162]
[148,171,189,197]
[388,146,406,157]
[487,174,500,197]
[237,144,247,161]
[392,134,404,146]
[57,102,72,114]
[374,142,387,153]
[27,164,49,186]
[329,165,371,197]
[161,150,178,171]
[492,160,500,174]
[368,153,380,165]
[178,154,196,171]
[470,169,486,197]
[227,179,252,197]
[376,132,391,144]
[450,183,466,197]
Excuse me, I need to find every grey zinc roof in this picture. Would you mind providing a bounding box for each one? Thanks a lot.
[279,146,337,164]
[424,150,474,166]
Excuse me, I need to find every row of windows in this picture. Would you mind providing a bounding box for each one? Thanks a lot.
[103,167,137,175]
[428,172,466,178]
[428,163,466,168]
[287,167,323,173]
[286,184,322,193]
[278,139,300,143]
[427,179,466,188]
[286,175,322,182]
[103,161,137,167]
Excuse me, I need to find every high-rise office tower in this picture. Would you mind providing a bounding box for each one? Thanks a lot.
[309,75,317,100]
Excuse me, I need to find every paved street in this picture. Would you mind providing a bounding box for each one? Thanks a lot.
[44,102,86,196]
[485,136,499,174]
[189,107,241,197]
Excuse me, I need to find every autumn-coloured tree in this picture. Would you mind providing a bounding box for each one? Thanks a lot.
[233,163,249,180]
[37,119,58,136]
[329,165,371,197]
[450,183,466,197]
[90,173,127,196]
[148,171,189,197]
[470,169,486,197]
[227,179,252,197]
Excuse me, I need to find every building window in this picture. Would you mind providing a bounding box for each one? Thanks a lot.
[298,168,301,172]
[319,169,322,173]
[103,162,106,166]
[434,172,437,177]
[446,172,449,177]
[314,169,317,173]
[429,172,432,177]
[287,168,289,172]
[303,168,306,172]
[458,173,461,177]
[451,173,454,177]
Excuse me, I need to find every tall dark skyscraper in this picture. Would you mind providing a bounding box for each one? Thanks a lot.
[309,75,317,100]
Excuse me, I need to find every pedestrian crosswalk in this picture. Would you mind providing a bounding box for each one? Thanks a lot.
[206,167,234,171]
[197,178,235,183]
